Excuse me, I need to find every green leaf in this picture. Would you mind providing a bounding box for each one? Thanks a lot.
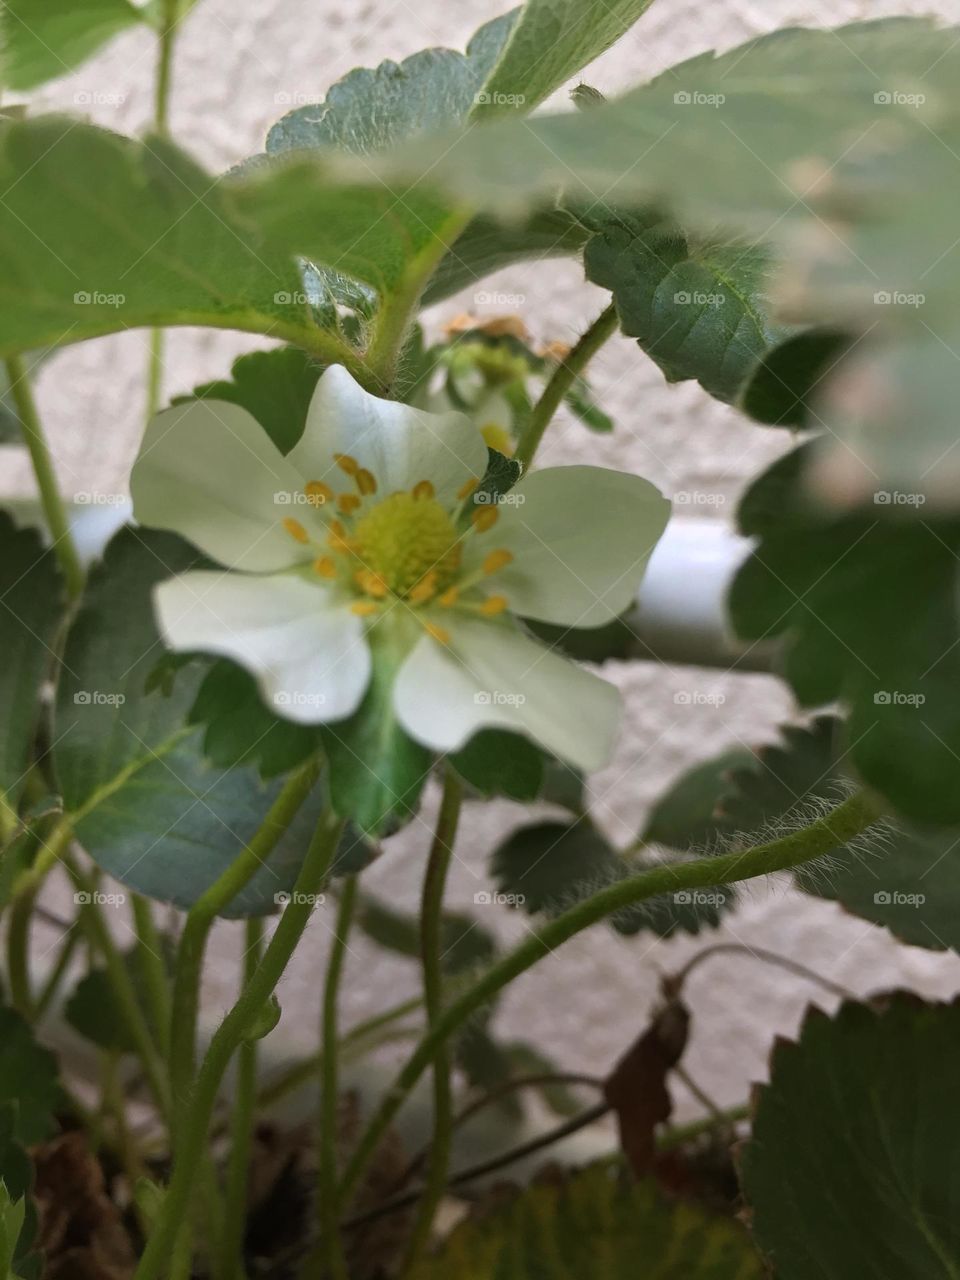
[0,1182,26,1280]
[52,528,333,914]
[584,219,791,403]
[1,0,147,91]
[469,447,522,510]
[643,748,753,851]
[0,1112,36,1279]
[741,994,960,1279]
[524,613,636,664]
[730,446,960,822]
[0,515,63,821]
[0,118,353,365]
[473,0,655,118]
[0,1005,61,1145]
[451,729,544,802]
[413,1163,764,1278]
[738,329,851,427]
[321,630,432,837]
[355,893,497,978]
[65,933,174,1053]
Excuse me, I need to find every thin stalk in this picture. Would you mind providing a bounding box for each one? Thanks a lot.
[218,917,263,1280]
[340,790,884,1206]
[132,895,172,1056]
[134,811,347,1280]
[4,356,84,596]
[35,921,83,1020]
[303,875,358,1280]
[400,771,462,1274]
[146,0,179,420]
[6,827,73,1016]
[168,759,320,1136]
[513,303,619,472]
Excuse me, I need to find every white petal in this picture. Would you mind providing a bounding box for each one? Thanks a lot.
[131,400,318,572]
[287,365,489,505]
[393,615,621,772]
[479,466,670,627]
[155,570,371,724]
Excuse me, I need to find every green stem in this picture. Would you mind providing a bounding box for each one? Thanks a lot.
[340,790,883,1205]
[4,355,84,597]
[400,771,462,1274]
[146,0,180,422]
[304,876,358,1280]
[135,810,347,1280]
[34,919,82,1020]
[168,759,320,1139]
[219,917,263,1280]
[512,302,619,472]
[6,827,73,1016]
[132,895,172,1057]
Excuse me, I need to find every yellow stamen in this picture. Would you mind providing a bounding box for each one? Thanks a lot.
[408,571,438,604]
[457,477,479,501]
[350,601,379,617]
[479,595,508,616]
[412,479,435,501]
[471,506,499,533]
[282,517,310,545]
[338,493,362,515]
[329,518,346,538]
[313,556,337,579]
[424,622,451,645]
[483,548,513,575]
[304,481,333,506]
[355,568,388,598]
[355,468,377,496]
[334,453,359,476]
[438,586,459,607]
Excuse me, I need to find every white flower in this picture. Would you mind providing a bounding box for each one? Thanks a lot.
[130,366,669,772]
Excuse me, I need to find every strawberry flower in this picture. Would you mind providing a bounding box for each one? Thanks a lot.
[130,366,669,772]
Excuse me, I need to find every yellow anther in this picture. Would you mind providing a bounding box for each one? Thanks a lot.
[329,518,346,538]
[355,468,377,496]
[408,571,438,604]
[412,479,435,501]
[438,586,459,607]
[471,506,499,533]
[313,556,337,579]
[338,492,362,515]
[355,568,388,598]
[350,600,379,617]
[424,622,451,645]
[479,595,508,616]
[282,517,310,545]
[483,548,513,575]
[457,476,479,501]
[334,453,360,476]
[304,481,333,506]
[481,424,514,456]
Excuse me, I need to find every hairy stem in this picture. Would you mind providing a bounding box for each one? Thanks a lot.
[132,895,172,1056]
[400,771,462,1274]
[513,303,619,472]
[135,810,347,1280]
[340,789,883,1204]
[5,355,84,597]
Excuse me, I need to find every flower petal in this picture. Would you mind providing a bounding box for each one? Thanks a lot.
[393,615,621,772]
[479,466,670,627]
[155,570,371,724]
[287,365,488,505]
[131,400,317,571]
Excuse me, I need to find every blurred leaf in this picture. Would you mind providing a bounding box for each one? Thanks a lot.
[412,1163,764,1278]
[0,1007,61,1145]
[451,729,544,802]
[0,1181,26,1280]
[1,0,147,91]
[605,1000,689,1178]
[643,749,753,851]
[738,329,851,427]
[503,1042,587,1118]
[525,613,636,663]
[354,893,496,978]
[0,1112,37,1279]
[741,994,960,1279]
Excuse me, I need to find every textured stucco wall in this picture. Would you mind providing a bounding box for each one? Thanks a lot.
[14,0,960,1138]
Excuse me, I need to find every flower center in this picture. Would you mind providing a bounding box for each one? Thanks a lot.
[352,492,461,597]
